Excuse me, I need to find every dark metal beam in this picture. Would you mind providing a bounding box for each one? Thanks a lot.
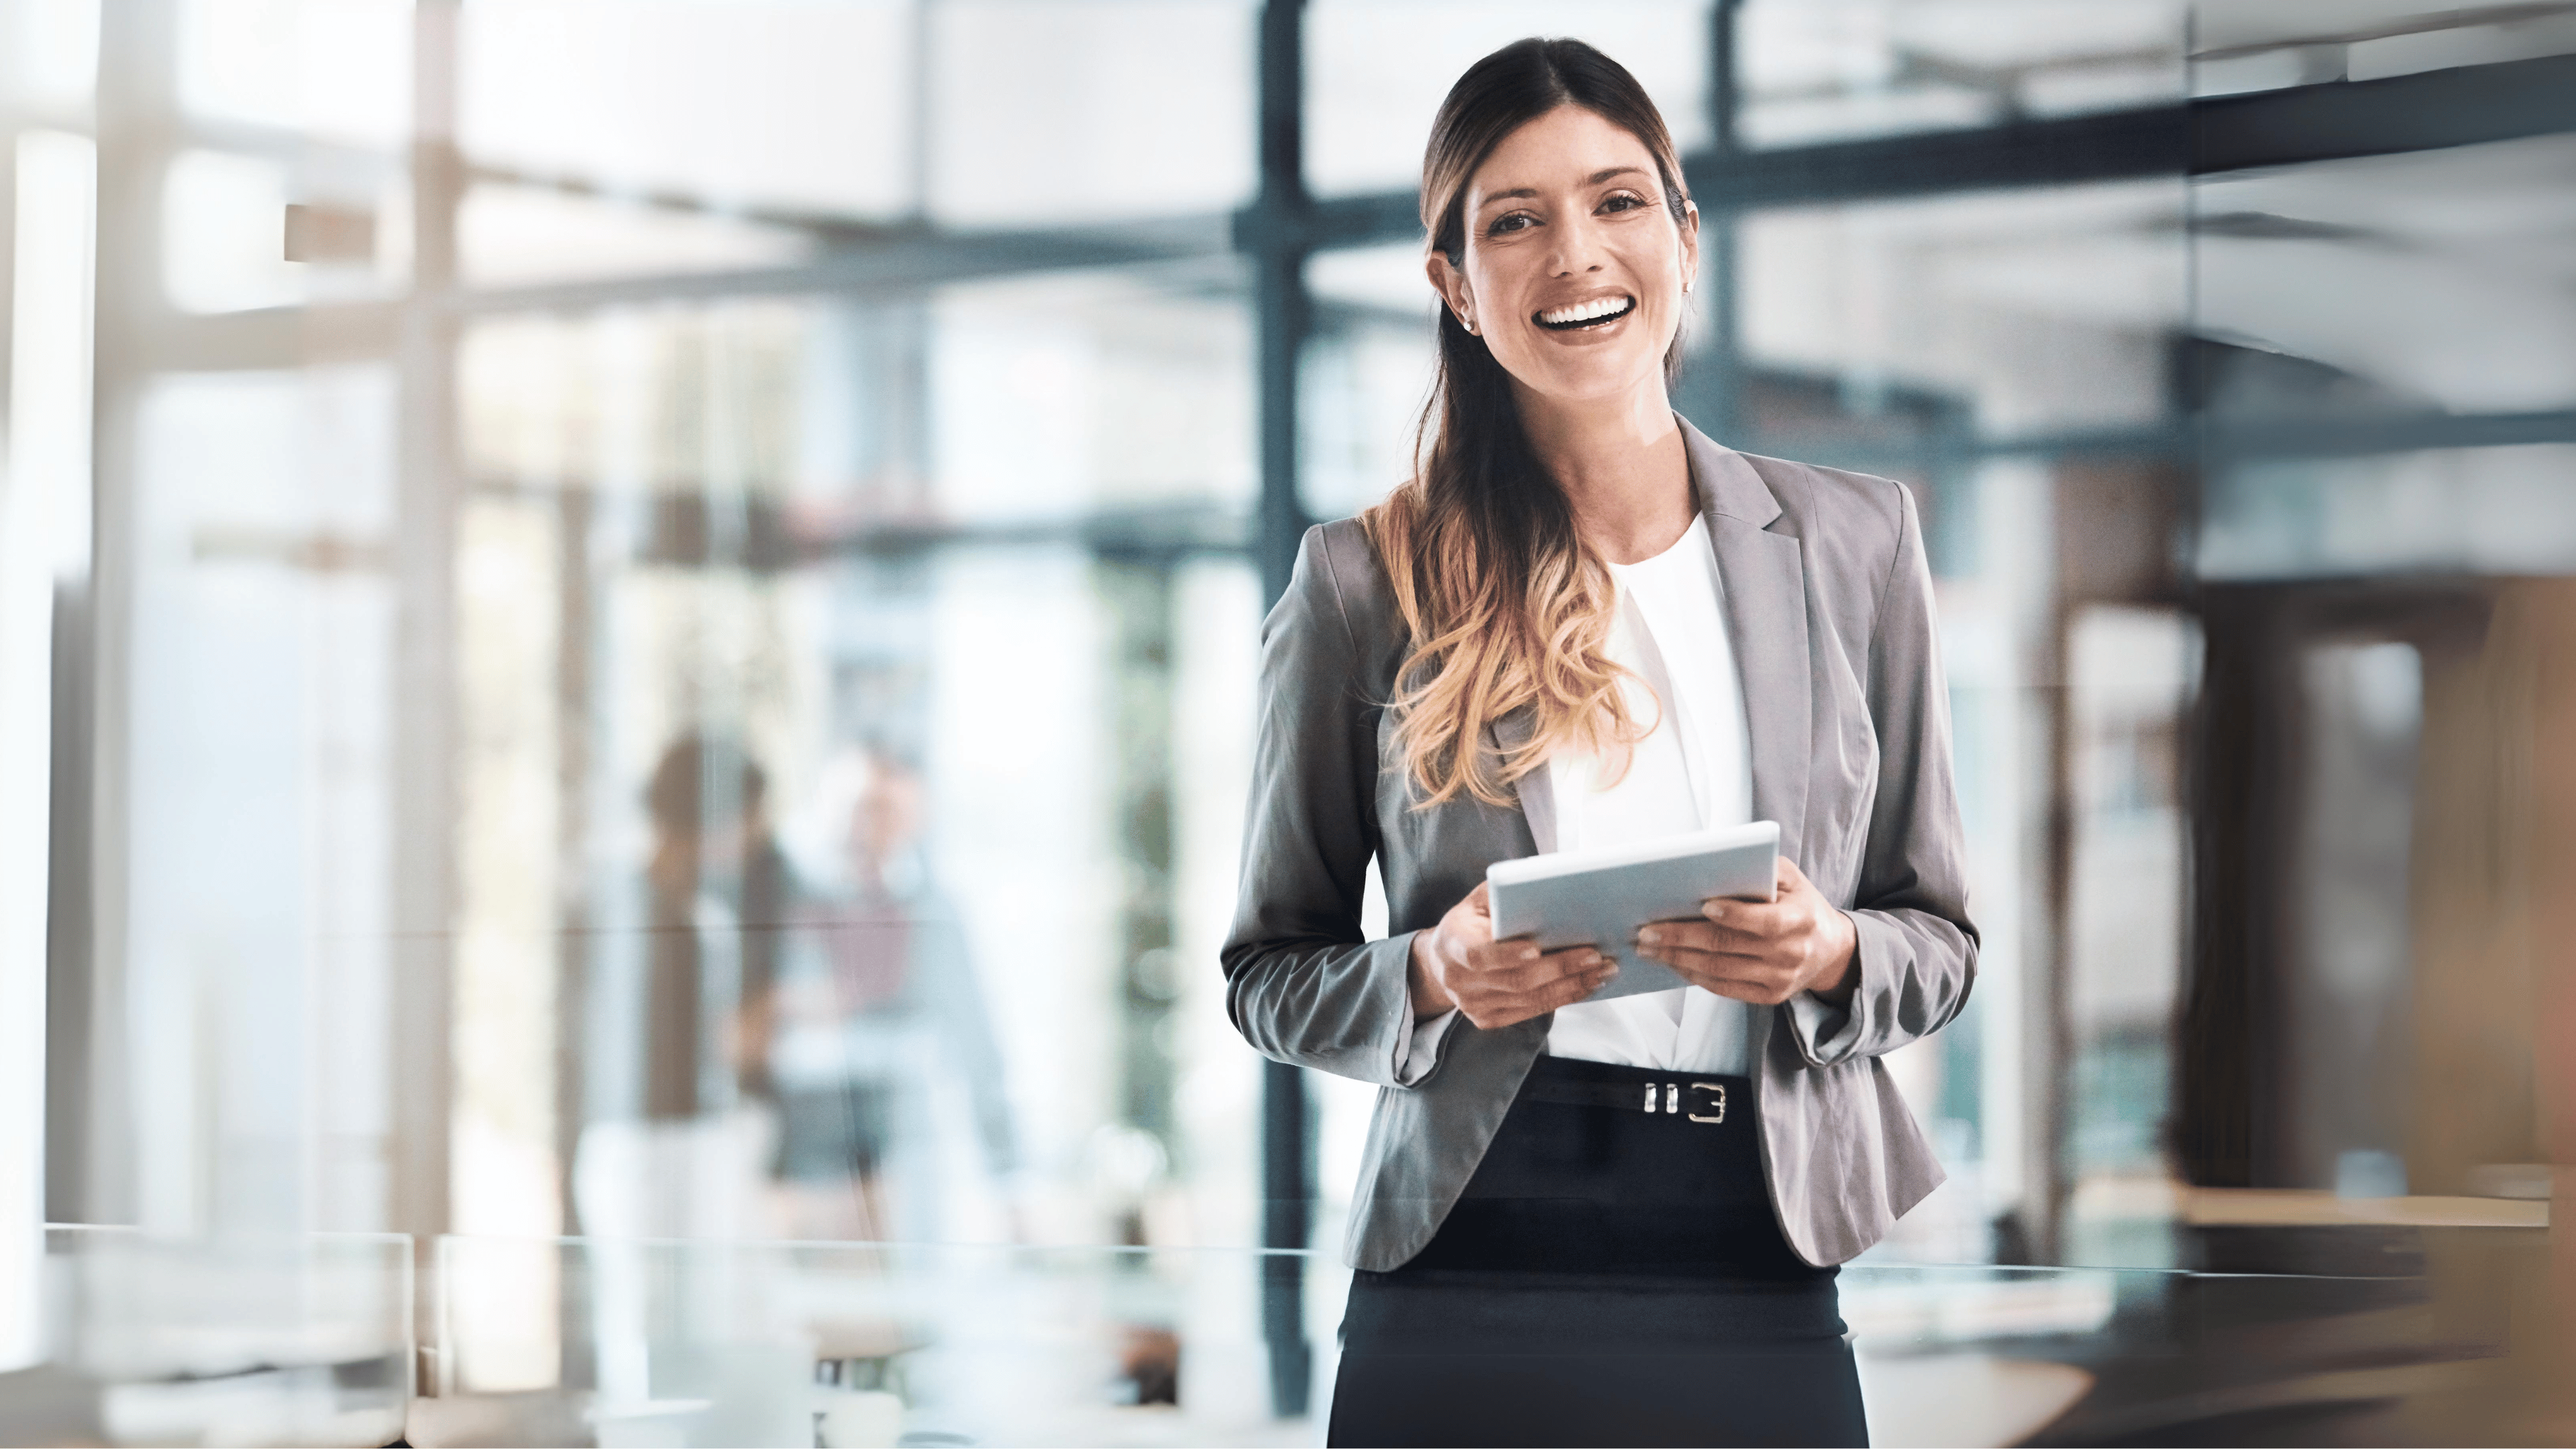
[1299,51,2576,252]
[2190,4,2576,62]
[1693,102,2186,211]
[2193,51,2576,172]
[1676,0,1746,442]
[1754,407,2576,474]
[2212,407,2576,460]
[449,215,1231,315]
[1251,0,1315,1424]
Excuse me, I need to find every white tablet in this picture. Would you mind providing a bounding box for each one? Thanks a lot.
[1485,820,1780,1003]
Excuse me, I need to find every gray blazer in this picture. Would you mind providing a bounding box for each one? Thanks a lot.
[1221,417,1977,1273]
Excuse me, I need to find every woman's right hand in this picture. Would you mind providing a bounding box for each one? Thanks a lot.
[1408,881,1616,1029]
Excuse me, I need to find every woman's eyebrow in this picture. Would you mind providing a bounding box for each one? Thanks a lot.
[1474,167,1652,209]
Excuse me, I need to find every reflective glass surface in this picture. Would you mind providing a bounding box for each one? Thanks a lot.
[1737,1,2185,147]
[1306,1,1712,196]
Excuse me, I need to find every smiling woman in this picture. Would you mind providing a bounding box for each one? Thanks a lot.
[1376,72,1707,818]
[1223,36,1977,1449]
[1433,112,1692,395]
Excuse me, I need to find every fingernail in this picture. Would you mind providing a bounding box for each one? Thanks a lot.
[1638,927,1661,945]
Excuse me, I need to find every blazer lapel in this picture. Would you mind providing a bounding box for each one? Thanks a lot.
[1493,706,1556,854]
[1491,418,1807,864]
[1682,419,1812,864]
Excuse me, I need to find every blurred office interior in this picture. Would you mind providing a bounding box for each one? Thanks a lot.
[4,1,2576,1443]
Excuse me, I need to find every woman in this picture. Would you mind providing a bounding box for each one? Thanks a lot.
[1221,37,1976,1448]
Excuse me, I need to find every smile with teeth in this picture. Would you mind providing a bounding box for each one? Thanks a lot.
[1535,295,1635,330]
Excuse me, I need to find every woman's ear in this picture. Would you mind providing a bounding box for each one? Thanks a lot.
[1424,251,1475,332]
[1680,200,1702,294]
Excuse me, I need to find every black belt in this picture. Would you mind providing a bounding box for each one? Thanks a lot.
[1520,1071,1734,1123]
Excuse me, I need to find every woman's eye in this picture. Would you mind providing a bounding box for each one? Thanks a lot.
[1602,193,1647,213]
[1488,213,1534,236]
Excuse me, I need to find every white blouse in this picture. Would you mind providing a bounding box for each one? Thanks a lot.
[1542,514,1755,1074]
[1396,513,1762,1082]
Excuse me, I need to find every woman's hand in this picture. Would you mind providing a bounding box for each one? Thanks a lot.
[1409,881,1616,1029]
[1635,857,1859,1008]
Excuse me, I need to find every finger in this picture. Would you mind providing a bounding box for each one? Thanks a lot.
[1657,944,1780,982]
[1686,972,1794,1006]
[1637,921,1727,955]
[1549,962,1617,1006]
[1702,898,1789,939]
[1466,880,1493,917]
[1657,939,1792,987]
[1465,946,1613,999]
[1657,949,1797,1001]
[1506,960,1617,1015]
[1496,946,1611,992]
[1464,941,1603,991]
[1649,917,1710,953]
[1462,939,1546,979]
[1461,960,1614,1029]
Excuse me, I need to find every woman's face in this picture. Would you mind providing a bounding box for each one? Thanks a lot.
[1428,104,1698,408]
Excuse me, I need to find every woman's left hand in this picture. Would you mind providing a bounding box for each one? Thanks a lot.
[1633,857,1859,1008]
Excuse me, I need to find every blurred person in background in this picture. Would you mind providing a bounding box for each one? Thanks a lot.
[1225,38,1973,1448]
[766,745,1020,1243]
[573,733,794,1241]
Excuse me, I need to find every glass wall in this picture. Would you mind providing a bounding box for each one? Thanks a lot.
[7,0,1272,1265]
[443,275,1265,1255]
[2177,9,2576,1243]
[9,4,2576,1438]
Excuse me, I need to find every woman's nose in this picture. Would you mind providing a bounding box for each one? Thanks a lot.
[1546,213,1608,276]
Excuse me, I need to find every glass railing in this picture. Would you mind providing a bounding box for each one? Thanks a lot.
[3,1230,2513,1446]
[428,1236,1351,1448]
[9,1225,414,1448]
[417,1240,2193,1448]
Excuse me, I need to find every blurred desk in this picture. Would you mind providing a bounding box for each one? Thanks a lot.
[2181,1189,2547,1230]
[1952,1262,2545,1446]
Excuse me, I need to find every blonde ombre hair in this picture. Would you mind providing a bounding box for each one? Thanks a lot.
[1361,39,1693,809]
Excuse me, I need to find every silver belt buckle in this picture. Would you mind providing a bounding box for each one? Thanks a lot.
[1686,1081,1727,1124]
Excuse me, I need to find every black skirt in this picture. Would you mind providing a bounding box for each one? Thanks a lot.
[1328,1055,1868,1448]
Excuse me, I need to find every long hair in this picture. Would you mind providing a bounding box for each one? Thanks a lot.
[1361,38,1693,808]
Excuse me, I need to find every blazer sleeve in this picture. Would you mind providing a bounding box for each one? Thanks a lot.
[1220,526,1419,1088]
[1782,485,1980,1068]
